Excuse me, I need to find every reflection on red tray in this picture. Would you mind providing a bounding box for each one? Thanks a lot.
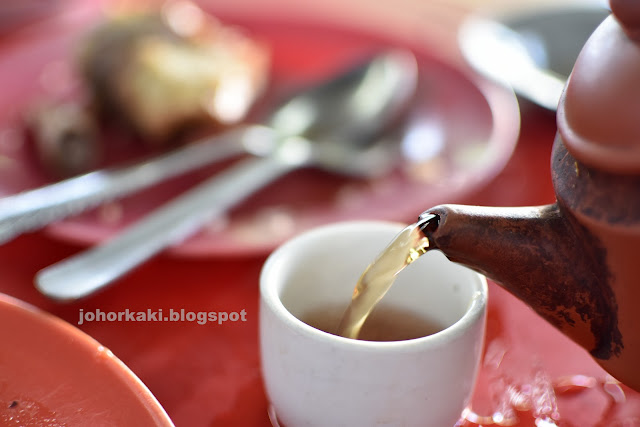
[461,282,640,427]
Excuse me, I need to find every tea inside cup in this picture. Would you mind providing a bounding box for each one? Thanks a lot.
[259,221,487,427]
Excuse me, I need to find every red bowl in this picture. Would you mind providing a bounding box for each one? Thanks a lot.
[0,293,174,426]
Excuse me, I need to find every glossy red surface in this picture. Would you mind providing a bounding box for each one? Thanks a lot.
[1,2,640,427]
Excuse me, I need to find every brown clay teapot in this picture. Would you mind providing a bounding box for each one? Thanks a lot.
[419,0,640,391]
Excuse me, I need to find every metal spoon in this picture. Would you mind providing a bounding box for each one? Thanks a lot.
[0,50,406,245]
[459,3,609,110]
[36,50,418,301]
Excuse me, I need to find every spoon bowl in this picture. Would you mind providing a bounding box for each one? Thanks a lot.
[459,3,610,110]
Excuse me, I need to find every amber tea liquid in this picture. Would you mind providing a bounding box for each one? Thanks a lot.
[336,221,432,340]
[305,304,444,341]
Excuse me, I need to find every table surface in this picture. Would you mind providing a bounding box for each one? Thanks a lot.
[2,1,640,426]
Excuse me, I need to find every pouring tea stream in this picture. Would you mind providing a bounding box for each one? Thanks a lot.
[36,50,418,301]
[417,1,640,392]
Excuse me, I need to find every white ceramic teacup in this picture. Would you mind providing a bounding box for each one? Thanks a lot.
[259,221,487,427]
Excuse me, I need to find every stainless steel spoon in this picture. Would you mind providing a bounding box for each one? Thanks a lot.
[0,50,405,245]
[36,50,418,301]
[459,3,609,110]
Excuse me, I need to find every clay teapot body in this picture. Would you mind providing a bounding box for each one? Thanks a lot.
[420,1,640,391]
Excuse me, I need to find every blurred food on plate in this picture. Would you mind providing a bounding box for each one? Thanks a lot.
[24,1,271,177]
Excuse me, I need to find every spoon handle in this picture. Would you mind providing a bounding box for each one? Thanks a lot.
[35,154,296,301]
[0,125,268,245]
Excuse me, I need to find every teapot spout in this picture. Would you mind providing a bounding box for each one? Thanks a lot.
[419,204,622,361]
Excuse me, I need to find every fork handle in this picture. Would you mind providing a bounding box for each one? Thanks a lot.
[35,154,295,301]
[0,125,272,245]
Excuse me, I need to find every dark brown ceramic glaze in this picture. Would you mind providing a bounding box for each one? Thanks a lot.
[558,0,640,173]
[420,137,631,375]
[419,2,640,391]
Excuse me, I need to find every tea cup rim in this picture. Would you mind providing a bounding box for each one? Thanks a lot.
[260,220,488,352]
